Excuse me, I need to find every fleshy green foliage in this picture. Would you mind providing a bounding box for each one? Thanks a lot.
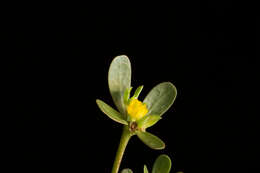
[137,115,161,129]
[96,55,179,173]
[108,55,131,115]
[132,85,144,99]
[136,131,165,150]
[152,155,172,173]
[144,165,149,173]
[96,55,177,151]
[121,168,133,173]
[96,99,128,125]
[144,82,177,117]
[121,155,173,173]
[124,87,133,105]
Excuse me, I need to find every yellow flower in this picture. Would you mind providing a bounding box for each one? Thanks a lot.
[127,98,148,121]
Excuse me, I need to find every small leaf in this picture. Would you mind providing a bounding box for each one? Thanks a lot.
[108,55,131,115]
[144,165,149,173]
[121,168,133,173]
[124,87,132,105]
[137,115,161,129]
[136,131,165,150]
[133,85,143,99]
[96,99,128,125]
[143,82,177,116]
[152,154,172,173]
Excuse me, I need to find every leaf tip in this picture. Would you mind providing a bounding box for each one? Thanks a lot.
[112,55,131,63]
[166,81,177,96]
[157,143,166,150]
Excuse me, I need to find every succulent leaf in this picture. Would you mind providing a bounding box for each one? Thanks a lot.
[152,154,172,173]
[136,131,165,150]
[96,99,128,125]
[108,55,131,115]
[144,82,177,116]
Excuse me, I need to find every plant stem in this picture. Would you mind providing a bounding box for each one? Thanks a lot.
[111,126,131,173]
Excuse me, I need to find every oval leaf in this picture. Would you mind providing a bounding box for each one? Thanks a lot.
[136,131,165,150]
[152,154,172,173]
[121,168,133,173]
[96,99,128,125]
[143,82,177,116]
[144,165,149,173]
[108,55,131,115]
[137,115,161,129]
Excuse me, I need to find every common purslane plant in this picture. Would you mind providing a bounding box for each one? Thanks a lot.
[96,55,179,173]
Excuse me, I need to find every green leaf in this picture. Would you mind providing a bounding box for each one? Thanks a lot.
[152,154,172,173]
[143,82,177,116]
[144,165,149,173]
[108,55,131,115]
[124,87,132,105]
[137,115,161,129]
[133,85,143,99]
[136,131,165,150]
[121,168,133,173]
[96,99,128,125]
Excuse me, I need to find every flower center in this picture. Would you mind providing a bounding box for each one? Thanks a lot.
[126,98,148,121]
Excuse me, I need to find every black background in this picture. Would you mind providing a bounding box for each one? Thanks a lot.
[9,1,257,173]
